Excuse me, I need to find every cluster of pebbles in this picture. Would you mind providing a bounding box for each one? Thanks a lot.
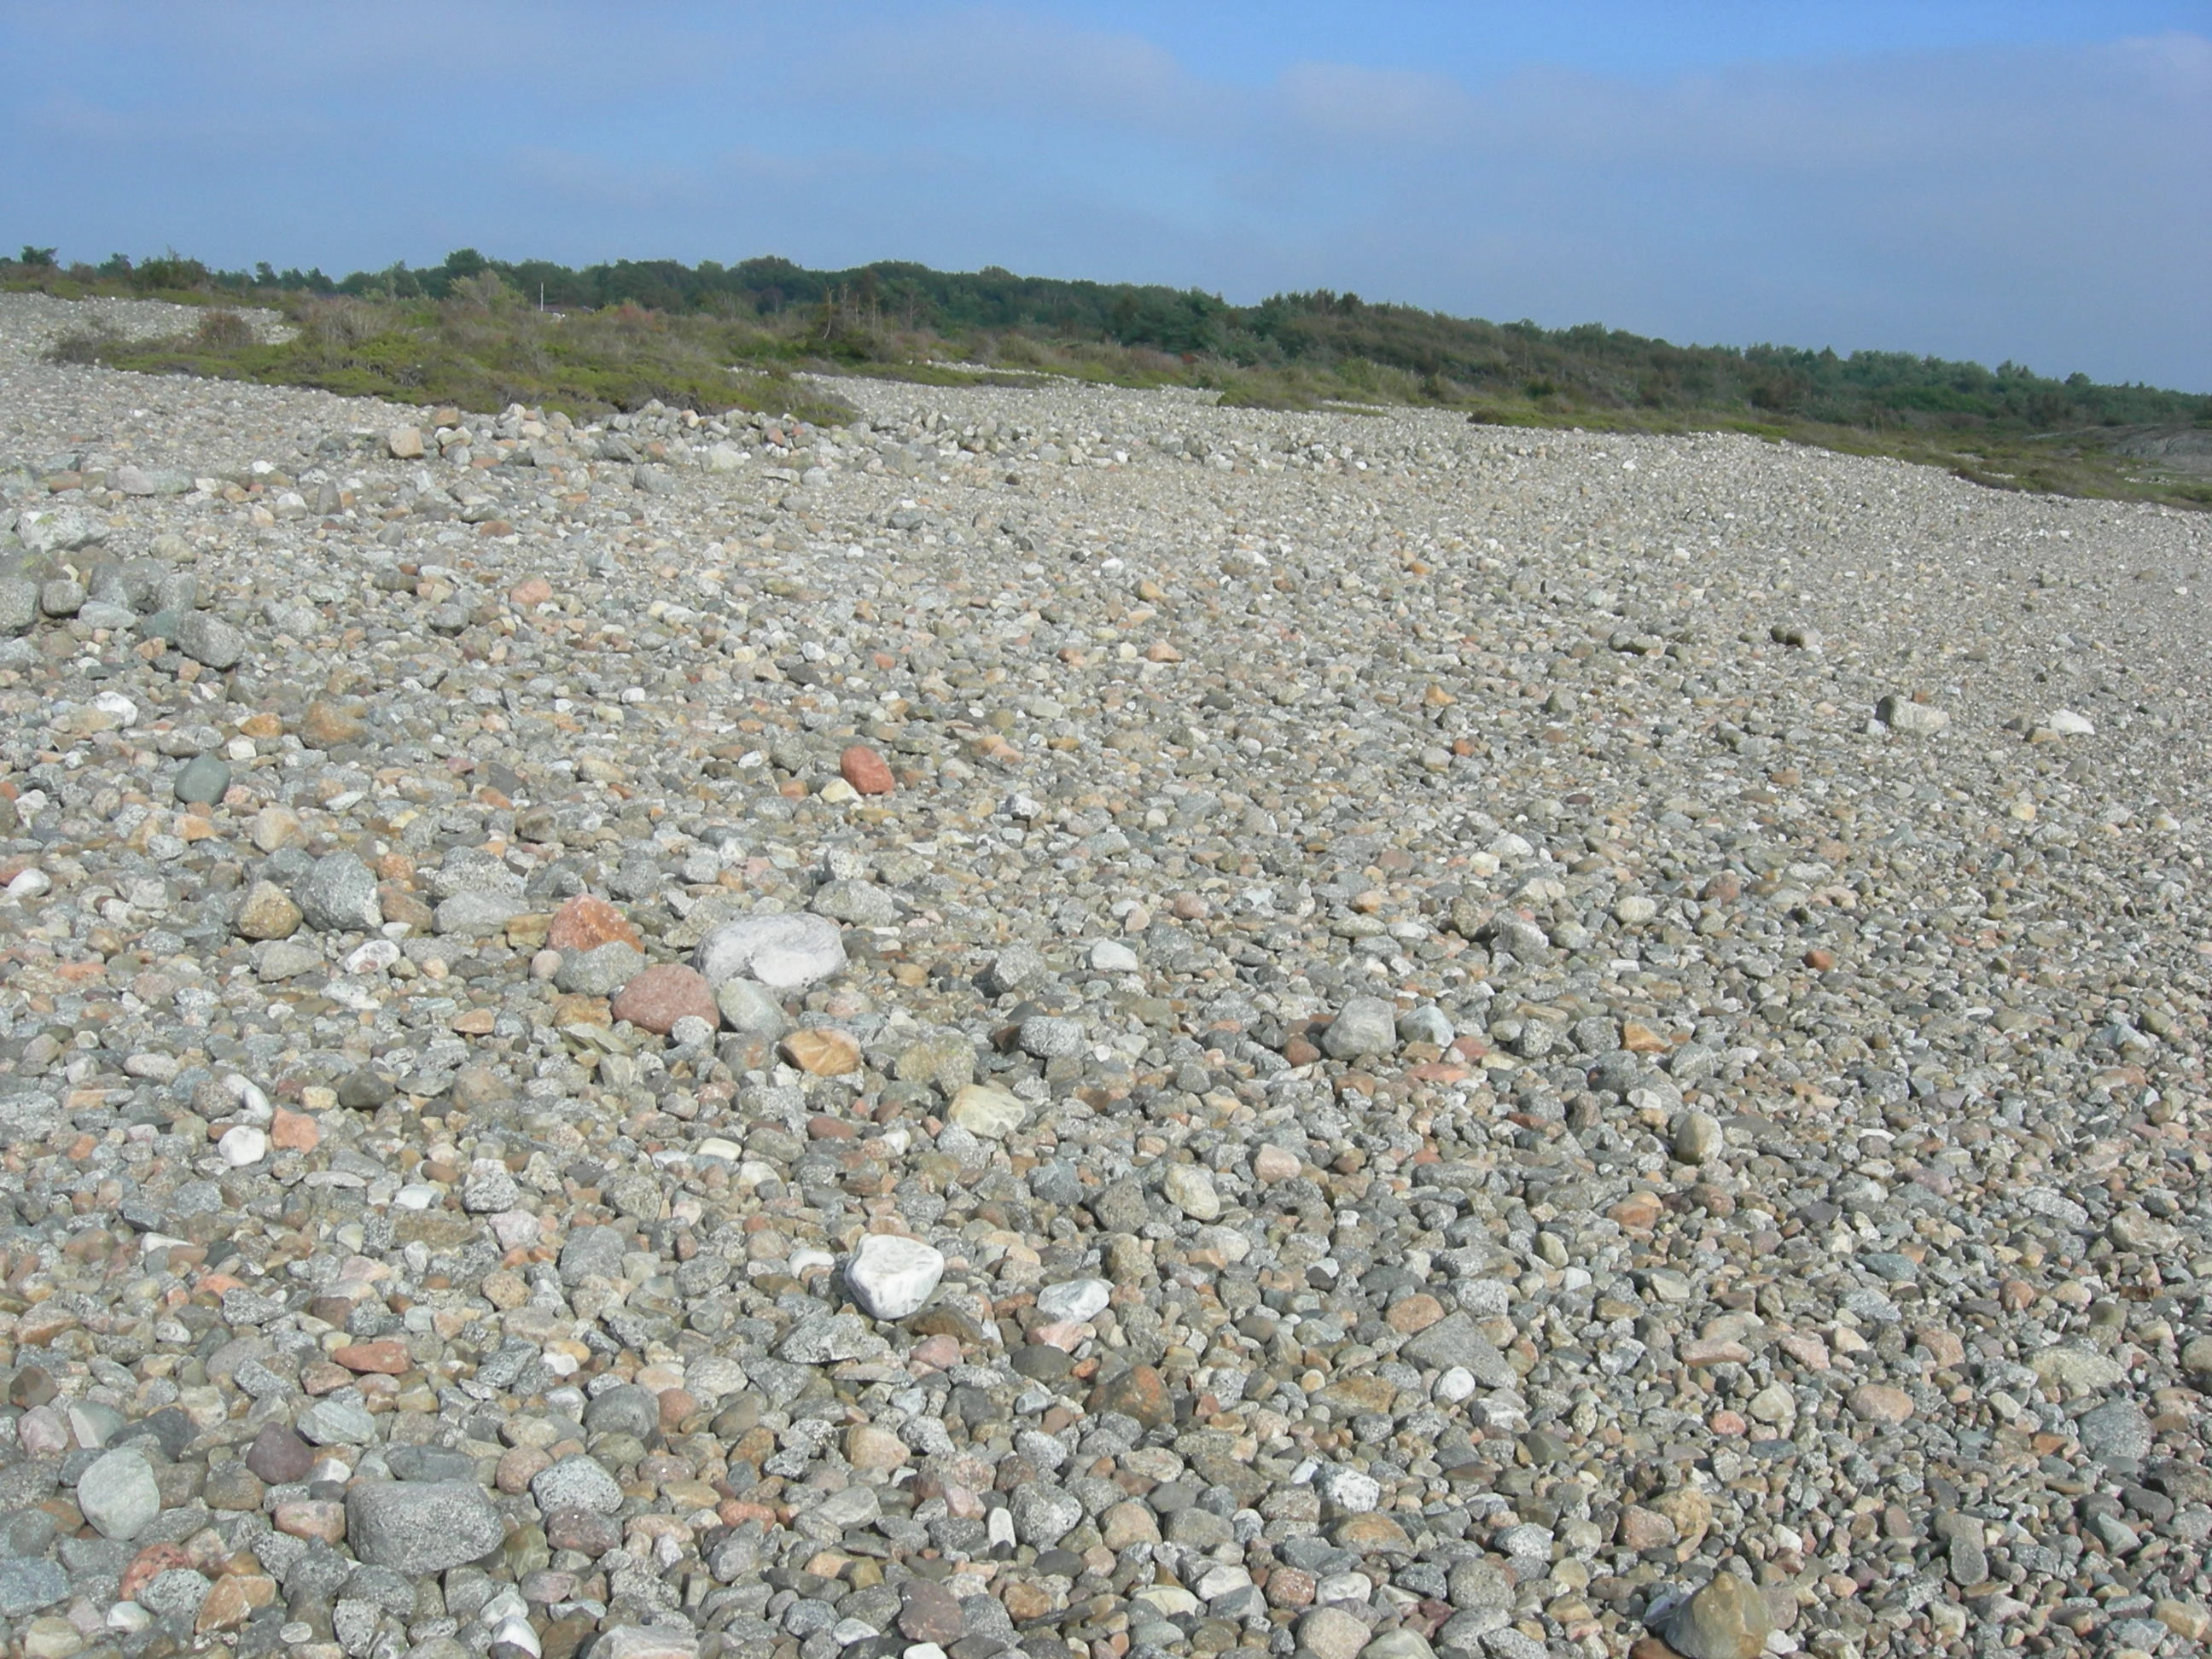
[0,288,2209,1659]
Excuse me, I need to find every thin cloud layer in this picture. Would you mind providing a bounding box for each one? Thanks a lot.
[2,3,2203,387]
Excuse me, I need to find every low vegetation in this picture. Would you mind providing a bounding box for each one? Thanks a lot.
[13,243,2208,506]
[30,265,850,427]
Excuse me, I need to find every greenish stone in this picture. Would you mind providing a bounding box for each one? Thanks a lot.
[172,754,230,806]
[1522,1429,1574,1464]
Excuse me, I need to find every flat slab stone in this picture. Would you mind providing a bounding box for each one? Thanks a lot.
[696,912,847,989]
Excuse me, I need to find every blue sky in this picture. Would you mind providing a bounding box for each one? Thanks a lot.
[4,2,2208,388]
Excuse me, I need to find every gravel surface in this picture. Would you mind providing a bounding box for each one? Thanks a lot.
[1,290,2210,1659]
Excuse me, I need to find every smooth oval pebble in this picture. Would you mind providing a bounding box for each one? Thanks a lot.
[172,754,230,805]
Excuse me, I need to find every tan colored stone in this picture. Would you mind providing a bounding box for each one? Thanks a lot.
[845,1424,909,1470]
[195,1572,276,1633]
[1914,1326,1967,1368]
[498,1445,554,1494]
[1333,1511,1412,1553]
[1318,1373,1399,1414]
[1619,1505,1679,1551]
[783,1028,863,1076]
[273,1499,346,1544]
[234,880,302,940]
[2157,1601,2211,1642]
[1101,1499,1161,1549]
[1848,1383,1915,1426]
[300,700,367,748]
[552,993,612,1028]
[248,805,303,852]
[1652,1486,1713,1554]
[1001,1579,1056,1621]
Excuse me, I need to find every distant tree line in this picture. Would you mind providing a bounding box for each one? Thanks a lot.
[9,242,2206,433]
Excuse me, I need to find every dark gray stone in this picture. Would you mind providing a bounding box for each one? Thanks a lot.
[346,1481,505,1575]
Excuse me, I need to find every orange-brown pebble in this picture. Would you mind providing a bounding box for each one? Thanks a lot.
[549,894,640,953]
[840,745,897,795]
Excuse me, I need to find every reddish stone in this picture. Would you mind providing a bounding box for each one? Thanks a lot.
[910,1334,961,1371]
[1804,947,1837,970]
[1618,1506,1679,1551]
[1404,1062,1471,1085]
[1610,1192,1664,1234]
[657,1388,698,1430]
[498,1446,554,1494]
[244,1423,313,1484]
[300,701,367,748]
[509,576,556,608]
[549,894,640,953]
[1385,1294,1446,1334]
[1089,1363,1173,1429]
[839,745,896,795]
[121,1543,194,1601]
[899,1578,967,1644]
[331,1341,410,1375]
[1848,1383,1917,1425]
[544,1505,622,1557]
[1915,1325,1968,1368]
[1701,871,1743,903]
[270,1108,320,1152]
[609,964,718,1035]
[300,1359,353,1396]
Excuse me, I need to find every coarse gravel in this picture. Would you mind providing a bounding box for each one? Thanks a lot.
[0,289,2210,1659]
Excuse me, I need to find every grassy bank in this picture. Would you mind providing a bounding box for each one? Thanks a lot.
[17,247,2209,508]
[39,281,853,428]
